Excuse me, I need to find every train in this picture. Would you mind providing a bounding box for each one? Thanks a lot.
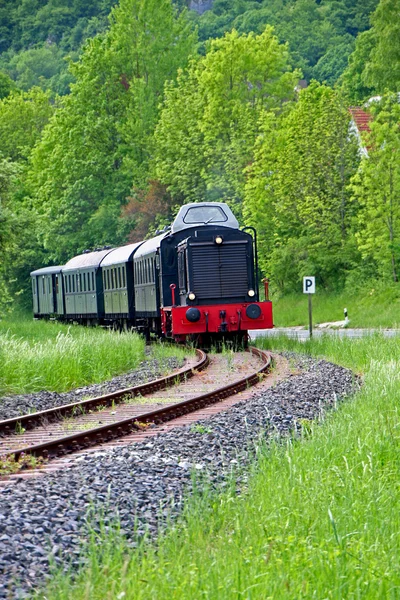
[31,202,273,345]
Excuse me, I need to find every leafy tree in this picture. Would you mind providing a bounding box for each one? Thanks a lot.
[0,87,54,162]
[339,28,377,103]
[0,157,20,315]
[244,82,360,291]
[154,27,300,213]
[363,0,400,92]
[0,71,17,99]
[29,0,196,262]
[352,94,400,282]
[2,44,74,94]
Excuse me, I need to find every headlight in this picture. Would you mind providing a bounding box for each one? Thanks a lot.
[215,235,223,245]
[248,289,255,297]
[188,292,196,301]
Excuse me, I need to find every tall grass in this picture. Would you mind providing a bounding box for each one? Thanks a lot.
[0,318,148,395]
[273,283,400,328]
[38,334,400,599]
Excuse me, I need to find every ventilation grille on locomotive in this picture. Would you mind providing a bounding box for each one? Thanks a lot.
[191,244,249,300]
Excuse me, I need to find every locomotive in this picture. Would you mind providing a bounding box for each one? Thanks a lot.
[31,202,273,344]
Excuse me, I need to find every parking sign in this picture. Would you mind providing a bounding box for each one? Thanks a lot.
[303,277,316,294]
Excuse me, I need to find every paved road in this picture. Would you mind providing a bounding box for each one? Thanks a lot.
[250,327,400,340]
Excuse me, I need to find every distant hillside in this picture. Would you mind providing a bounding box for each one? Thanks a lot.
[188,0,379,84]
[0,0,379,94]
[0,0,117,94]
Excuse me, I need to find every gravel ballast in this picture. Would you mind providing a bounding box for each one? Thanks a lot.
[0,355,183,421]
[0,354,358,598]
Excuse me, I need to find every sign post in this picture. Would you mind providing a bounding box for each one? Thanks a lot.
[303,277,316,337]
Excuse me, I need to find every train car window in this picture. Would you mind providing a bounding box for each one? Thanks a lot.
[42,277,45,294]
[55,275,59,294]
[118,267,121,288]
[183,205,228,224]
[72,275,75,293]
[87,273,91,292]
[83,273,86,292]
[48,277,51,294]
[122,266,126,288]
[112,269,115,290]
[92,272,95,291]
[103,272,106,290]
[107,270,110,290]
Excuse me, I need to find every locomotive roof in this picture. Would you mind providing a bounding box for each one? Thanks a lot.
[134,233,167,259]
[171,202,239,233]
[100,242,143,266]
[30,266,64,276]
[62,248,114,271]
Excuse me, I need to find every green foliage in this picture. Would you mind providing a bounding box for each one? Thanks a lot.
[28,0,197,263]
[0,87,54,162]
[193,0,378,85]
[1,44,74,94]
[0,158,21,316]
[339,29,377,103]
[341,0,400,101]
[0,70,17,99]
[154,27,299,211]
[351,93,400,282]
[364,0,400,92]
[244,82,360,292]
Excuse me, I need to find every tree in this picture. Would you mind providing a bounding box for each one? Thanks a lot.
[0,71,17,99]
[154,27,300,214]
[352,94,400,282]
[4,44,74,95]
[363,0,400,92]
[341,0,400,101]
[29,0,196,263]
[0,157,20,315]
[244,82,360,291]
[0,87,54,162]
[339,29,377,103]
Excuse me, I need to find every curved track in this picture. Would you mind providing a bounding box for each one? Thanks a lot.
[0,348,271,464]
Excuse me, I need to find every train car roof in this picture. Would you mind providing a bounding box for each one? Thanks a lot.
[134,233,167,259]
[62,248,114,271]
[100,242,144,267]
[30,266,64,276]
[171,202,239,233]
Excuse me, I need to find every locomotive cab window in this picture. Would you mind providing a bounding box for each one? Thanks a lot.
[183,205,228,224]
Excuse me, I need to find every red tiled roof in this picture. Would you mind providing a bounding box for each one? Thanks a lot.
[349,107,372,134]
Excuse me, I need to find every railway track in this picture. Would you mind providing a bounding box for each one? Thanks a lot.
[0,347,271,470]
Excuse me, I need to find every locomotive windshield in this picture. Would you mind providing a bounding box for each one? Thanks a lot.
[183,205,228,224]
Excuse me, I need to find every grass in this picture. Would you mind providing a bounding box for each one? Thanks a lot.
[36,333,400,599]
[0,317,190,396]
[272,281,400,328]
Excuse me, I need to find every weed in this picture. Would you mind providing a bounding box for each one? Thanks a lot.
[0,452,45,476]
[190,424,212,434]
[15,422,26,435]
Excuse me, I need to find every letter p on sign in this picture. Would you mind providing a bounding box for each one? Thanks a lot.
[303,277,316,294]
